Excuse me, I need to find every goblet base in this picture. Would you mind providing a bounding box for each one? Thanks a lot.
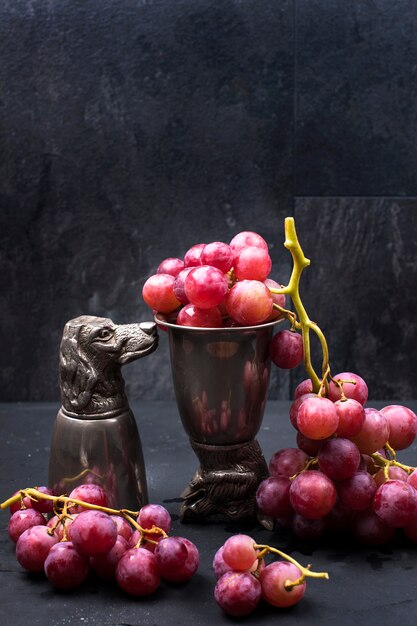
[180,438,271,526]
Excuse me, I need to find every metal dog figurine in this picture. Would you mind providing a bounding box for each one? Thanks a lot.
[49,315,158,510]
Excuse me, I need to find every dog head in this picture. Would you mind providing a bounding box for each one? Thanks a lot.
[60,315,158,414]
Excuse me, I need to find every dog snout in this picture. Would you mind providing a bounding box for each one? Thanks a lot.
[140,322,157,336]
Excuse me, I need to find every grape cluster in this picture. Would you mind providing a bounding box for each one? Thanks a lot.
[5,484,199,593]
[256,372,417,544]
[142,231,299,334]
[213,534,328,617]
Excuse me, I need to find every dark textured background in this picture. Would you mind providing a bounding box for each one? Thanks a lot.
[1,0,417,402]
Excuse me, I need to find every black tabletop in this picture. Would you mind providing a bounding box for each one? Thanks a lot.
[1,400,417,626]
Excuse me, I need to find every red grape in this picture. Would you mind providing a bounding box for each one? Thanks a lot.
[91,535,129,580]
[154,537,188,580]
[116,548,161,596]
[296,431,325,456]
[328,372,368,405]
[29,486,54,514]
[352,510,396,545]
[226,280,273,325]
[68,483,109,513]
[374,480,417,527]
[172,537,199,582]
[289,470,337,519]
[215,571,262,617]
[260,561,306,607]
[318,437,361,481]
[137,504,172,535]
[269,447,309,478]
[185,265,228,309]
[337,471,377,510]
[292,514,326,541]
[229,231,268,256]
[176,304,222,328]
[380,405,417,451]
[44,542,90,589]
[142,273,181,313]
[374,466,409,487]
[8,508,46,543]
[9,491,32,514]
[201,242,233,273]
[349,408,390,455]
[213,545,261,580]
[256,476,292,518]
[264,278,286,320]
[233,246,272,282]
[407,469,417,490]
[334,398,365,437]
[297,396,339,440]
[270,330,303,369]
[222,534,258,571]
[70,510,117,556]
[184,243,205,267]
[173,267,193,304]
[110,515,133,542]
[289,393,315,430]
[294,378,313,399]
[157,257,184,277]
[16,525,58,572]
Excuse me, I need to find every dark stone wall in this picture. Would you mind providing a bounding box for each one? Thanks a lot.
[1,1,416,402]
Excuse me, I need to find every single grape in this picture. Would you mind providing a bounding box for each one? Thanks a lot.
[352,510,396,545]
[260,561,306,607]
[110,515,133,542]
[289,470,337,519]
[201,242,234,273]
[226,280,273,326]
[68,483,109,513]
[157,257,184,277]
[165,537,199,582]
[91,535,129,580]
[380,405,417,451]
[269,447,309,478]
[334,398,365,437]
[213,545,262,580]
[294,378,313,399]
[349,408,390,455]
[318,437,361,481]
[183,243,205,267]
[16,525,58,572]
[328,372,368,405]
[296,432,325,456]
[47,513,79,541]
[8,508,46,543]
[176,304,222,328]
[270,330,303,369]
[222,534,258,571]
[256,476,292,518]
[229,231,269,256]
[137,504,172,535]
[233,246,272,282]
[292,514,326,541]
[297,396,339,440]
[70,510,117,556]
[374,480,417,527]
[215,571,261,617]
[27,486,54,514]
[154,537,188,580]
[142,273,181,313]
[289,393,316,430]
[185,265,228,309]
[264,278,286,320]
[337,471,377,510]
[374,466,409,487]
[116,548,161,596]
[44,542,90,589]
[172,267,193,305]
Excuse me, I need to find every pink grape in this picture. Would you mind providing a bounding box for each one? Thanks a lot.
[289,393,315,430]
[47,513,78,541]
[229,231,268,256]
[318,437,361,481]
[374,466,409,487]
[328,372,368,405]
[70,510,117,556]
[294,378,313,399]
[172,537,199,582]
[91,535,129,580]
[154,537,188,580]
[213,546,262,580]
[407,469,417,490]
[264,278,286,320]
[44,542,90,589]
[184,243,205,267]
[269,447,309,478]
[289,470,337,519]
[68,483,109,513]
[8,508,46,543]
[176,304,222,328]
[260,561,306,607]
[296,431,325,456]
[380,405,417,451]
[29,486,54,514]
[110,515,133,542]
[173,267,193,304]
[256,477,292,518]
[142,273,181,314]
[116,548,161,596]
[233,246,272,282]
[297,396,339,440]
[292,514,326,541]
[201,242,233,273]
[337,471,377,510]
[352,510,396,545]
[270,330,303,369]
[349,408,390,455]
[157,257,184,277]
[222,534,258,571]
[138,504,172,535]
[374,480,417,527]
[334,398,365,437]
[226,280,273,326]
[16,526,58,572]
[215,571,262,617]
[185,265,228,309]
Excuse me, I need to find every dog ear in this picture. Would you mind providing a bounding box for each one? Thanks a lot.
[59,321,98,412]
